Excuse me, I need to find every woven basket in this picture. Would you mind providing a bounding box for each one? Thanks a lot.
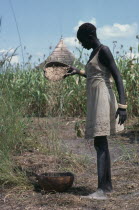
[44,61,70,81]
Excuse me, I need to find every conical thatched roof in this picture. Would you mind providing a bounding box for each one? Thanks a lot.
[38,38,81,69]
[47,38,76,65]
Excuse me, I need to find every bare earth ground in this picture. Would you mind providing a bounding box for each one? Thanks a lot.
[0,117,139,210]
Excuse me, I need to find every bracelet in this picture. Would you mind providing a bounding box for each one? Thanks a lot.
[80,70,85,75]
[118,103,127,109]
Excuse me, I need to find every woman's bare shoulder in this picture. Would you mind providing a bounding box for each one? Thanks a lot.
[99,45,115,66]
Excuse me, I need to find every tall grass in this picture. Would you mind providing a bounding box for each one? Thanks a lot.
[0,79,31,186]
[1,55,138,117]
[116,58,139,116]
[0,65,87,117]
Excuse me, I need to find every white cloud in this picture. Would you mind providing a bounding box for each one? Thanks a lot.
[64,37,79,47]
[10,55,19,64]
[0,48,19,64]
[0,48,17,56]
[98,23,138,40]
[74,18,97,32]
[0,49,6,54]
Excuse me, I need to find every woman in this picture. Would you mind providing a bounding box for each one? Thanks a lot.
[65,23,127,200]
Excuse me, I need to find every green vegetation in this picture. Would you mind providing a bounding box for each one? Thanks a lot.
[1,56,138,118]
[0,75,31,187]
[116,57,139,116]
[0,65,87,117]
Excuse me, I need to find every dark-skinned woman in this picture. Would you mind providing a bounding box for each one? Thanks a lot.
[64,23,127,200]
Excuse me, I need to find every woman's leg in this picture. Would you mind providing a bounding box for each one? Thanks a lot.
[94,136,112,192]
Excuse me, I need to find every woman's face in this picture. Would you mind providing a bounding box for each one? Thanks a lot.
[79,38,92,50]
[78,33,97,50]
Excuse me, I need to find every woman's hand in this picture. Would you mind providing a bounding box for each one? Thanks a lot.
[115,108,127,125]
[63,66,79,78]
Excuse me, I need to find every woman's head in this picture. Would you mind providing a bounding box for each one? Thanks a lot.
[77,23,97,49]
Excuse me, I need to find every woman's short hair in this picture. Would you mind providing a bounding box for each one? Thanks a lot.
[77,23,97,41]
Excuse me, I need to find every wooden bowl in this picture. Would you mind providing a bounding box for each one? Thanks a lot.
[36,172,74,192]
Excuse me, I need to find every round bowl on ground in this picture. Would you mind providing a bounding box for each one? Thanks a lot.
[36,172,74,193]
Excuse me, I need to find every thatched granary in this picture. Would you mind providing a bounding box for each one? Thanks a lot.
[38,38,83,69]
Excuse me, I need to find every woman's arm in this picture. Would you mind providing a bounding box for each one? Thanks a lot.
[98,46,127,124]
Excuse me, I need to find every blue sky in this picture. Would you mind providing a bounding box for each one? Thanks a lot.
[0,0,139,65]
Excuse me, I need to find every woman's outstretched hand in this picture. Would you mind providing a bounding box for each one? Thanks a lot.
[63,66,78,78]
[115,108,127,125]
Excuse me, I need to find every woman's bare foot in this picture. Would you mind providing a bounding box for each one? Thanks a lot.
[81,189,107,200]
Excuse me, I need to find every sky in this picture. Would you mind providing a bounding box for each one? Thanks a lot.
[0,0,139,65]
